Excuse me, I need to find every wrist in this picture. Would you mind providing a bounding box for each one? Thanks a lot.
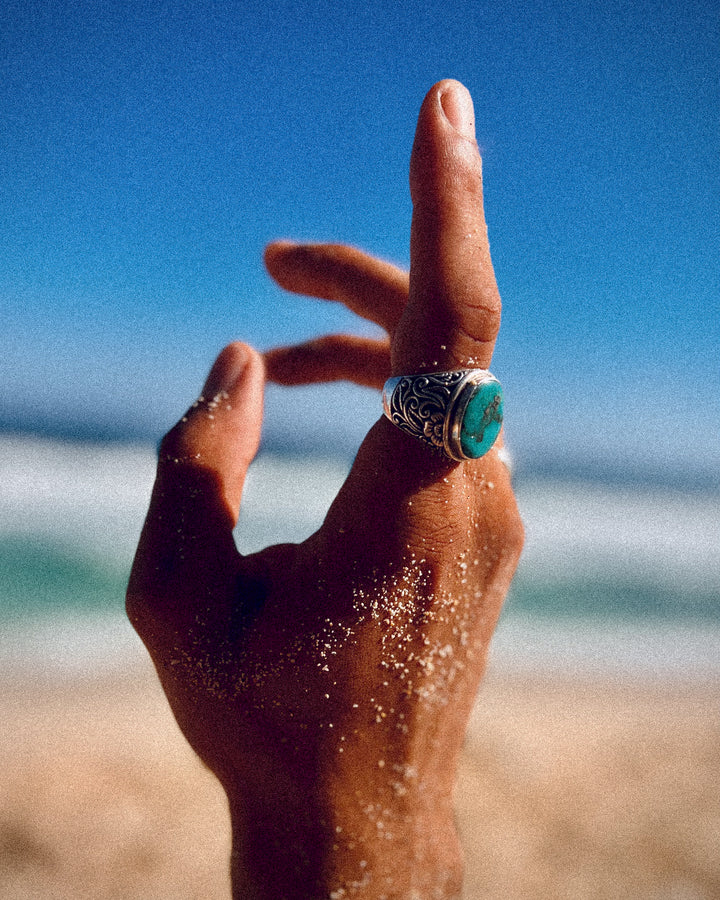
[227,771,463,899]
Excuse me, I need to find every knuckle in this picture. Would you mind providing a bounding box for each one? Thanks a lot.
[125,582,160,646]
[158,419,192,460]
[455,299,501,346]
[125,585,148,630]
[500,503,526,562]
[446,142,485,200]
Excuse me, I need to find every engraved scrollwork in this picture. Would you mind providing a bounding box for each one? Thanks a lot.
[388,371,466,450]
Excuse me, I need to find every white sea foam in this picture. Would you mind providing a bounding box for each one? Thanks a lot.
[1,436,719,680]
[515,479,720,596]
[489,618,720,682]
[0,436,349,566]
[0,435,157,572]
[0,612,148,683]
[236,454,351,552]
[2,436,717,584]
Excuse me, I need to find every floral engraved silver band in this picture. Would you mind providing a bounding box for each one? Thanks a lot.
[382,369,504,462]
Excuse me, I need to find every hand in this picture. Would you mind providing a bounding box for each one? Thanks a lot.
[127,80,524,900]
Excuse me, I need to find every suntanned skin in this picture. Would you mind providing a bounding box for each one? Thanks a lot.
[127,80,524,899]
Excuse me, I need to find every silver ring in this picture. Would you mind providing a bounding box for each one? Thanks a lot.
[382,369,504,461]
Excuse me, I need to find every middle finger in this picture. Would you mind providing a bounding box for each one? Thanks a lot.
[264,241,409,333]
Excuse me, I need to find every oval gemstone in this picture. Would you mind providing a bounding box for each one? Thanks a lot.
[459,380,504,458]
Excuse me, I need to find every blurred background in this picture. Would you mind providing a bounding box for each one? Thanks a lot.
[2,0,719,661]
[2,0,718,478]
[2,0,719,656]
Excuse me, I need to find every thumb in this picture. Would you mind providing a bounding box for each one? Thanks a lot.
[160,341,265,524]
[127,343,264,641]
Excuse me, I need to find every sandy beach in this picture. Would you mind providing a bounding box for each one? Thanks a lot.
[2,658,718,900]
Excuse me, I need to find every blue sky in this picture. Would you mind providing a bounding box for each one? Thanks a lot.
[1,0,718,481]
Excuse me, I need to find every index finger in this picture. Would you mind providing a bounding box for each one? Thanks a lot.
[393,80,501,375]
[126,343,265,646]
[264,241,409,334]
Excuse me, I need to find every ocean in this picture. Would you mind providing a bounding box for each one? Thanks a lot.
[1,435,719,682]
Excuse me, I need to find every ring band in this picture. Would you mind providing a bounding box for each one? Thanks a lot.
[382,369,504,461]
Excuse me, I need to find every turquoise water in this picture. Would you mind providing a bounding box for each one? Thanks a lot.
[1,437,719,678]
[2,534,719,625]
[0,535,123,619]
[506,574,720,622]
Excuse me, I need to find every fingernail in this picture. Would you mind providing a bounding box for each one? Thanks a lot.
[202,343,250,398]
[440,82,476,141]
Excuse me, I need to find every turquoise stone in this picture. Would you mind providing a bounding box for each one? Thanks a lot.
[459,380,504,458]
